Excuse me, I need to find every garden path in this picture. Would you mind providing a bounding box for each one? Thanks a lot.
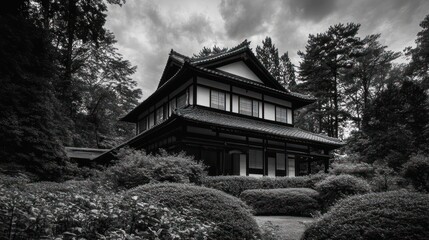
[255,216,314,240]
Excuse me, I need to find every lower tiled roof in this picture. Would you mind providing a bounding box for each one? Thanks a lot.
[175,107,344,147]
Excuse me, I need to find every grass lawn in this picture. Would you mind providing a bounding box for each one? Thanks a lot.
[255,216,315,240]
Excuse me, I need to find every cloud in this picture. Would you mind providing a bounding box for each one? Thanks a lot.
[107,0,217,98]
[287,0,338,22]
[106,0,429,99]
[219,0,277,39]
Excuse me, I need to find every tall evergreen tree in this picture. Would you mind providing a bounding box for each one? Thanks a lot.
[256,37,281,81]
[0,1,70,179]
[279,52,297,90]
[297,23,363,138]
[32,0,141,148]
[256,37,297,90]
[193,45,228,58]
[344,34,400,129]
[405,14,429,90]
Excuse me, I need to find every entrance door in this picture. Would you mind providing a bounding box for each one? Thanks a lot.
[231,152,247,176]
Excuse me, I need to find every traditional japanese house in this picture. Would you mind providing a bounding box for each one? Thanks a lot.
[95,40,343,177]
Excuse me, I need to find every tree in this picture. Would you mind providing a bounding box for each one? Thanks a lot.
[279,52,297,90]
[405,14,429,90]
[298,23,363,138]
[354,80,429,170]
[343,34,400,129]
[193,45,228,58]
[32,0,141,148]
[73,32,141,148]
[256,37,281,81]
[256,37,298,91]
[0,1,70,179]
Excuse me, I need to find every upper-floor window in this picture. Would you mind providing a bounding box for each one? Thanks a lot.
[240,97,259,117]
[275,106,287,123]
[138,117,147,133]
[156,106,164,124]
[177,92,188,109]
[210,90,226,110]
[252,100,259,117]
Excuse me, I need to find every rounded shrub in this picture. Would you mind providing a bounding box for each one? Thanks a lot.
[402,154,429,192]
[126,183,261,240]
[315,174,370,209]
[203,174,328,197]
[240,188,320,216]
[302,190,429,240]
[104,148,206,190]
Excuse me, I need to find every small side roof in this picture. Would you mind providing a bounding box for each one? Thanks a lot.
[65,147,109,160]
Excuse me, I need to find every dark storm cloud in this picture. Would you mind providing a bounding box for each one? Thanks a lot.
[106,0,429,99]
[107,1,215,98]
[219,0,276,39]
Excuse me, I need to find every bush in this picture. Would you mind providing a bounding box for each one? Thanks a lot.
[126,183,261,240]
[104,148,206,190]
[370,165,407,192]
[203,174,327,197]
[402,154,429,192]
[330,162,375,179]
[0,180,213,239]
[240,188,320,216]
[315,174,371,210]
[302,190,429,240]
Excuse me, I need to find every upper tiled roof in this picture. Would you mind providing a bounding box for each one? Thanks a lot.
[175,106,344,147]
[192,65,316,101]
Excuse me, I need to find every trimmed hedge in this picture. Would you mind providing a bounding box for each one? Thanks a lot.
[315,174,371,210]
[202,174,327,197]
[126,183,261,240]
[302,190,429,240]
[240,188,320,216]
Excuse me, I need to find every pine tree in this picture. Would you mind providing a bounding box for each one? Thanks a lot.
[256,37,281,81]
[405,14,429,90]
[193,45,228,58]
[298,23,363,138]
[0,1,70,179]
[343,34,400,129]
[279,52,297,90]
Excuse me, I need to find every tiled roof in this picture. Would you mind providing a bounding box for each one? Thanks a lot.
[175,106,344,147]
[192,66,316,101]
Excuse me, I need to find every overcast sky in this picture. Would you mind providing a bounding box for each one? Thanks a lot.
[106,0,429,99]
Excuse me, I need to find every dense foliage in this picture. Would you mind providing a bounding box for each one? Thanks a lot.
[256,37,296,89]
[0,3,71,180]
[126,183,261,240]
[0,179,213,239]
[315,174,371,210]
[240,188,320,216]
[302,191,429,240]
[406,14,429,90]
[330,162,374,179]
[0,0,141,179]
[351,81,429,170]
[297,23,363,138]
[402,154,429,192]
[104,148,206,190]
[202,174,327,197]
